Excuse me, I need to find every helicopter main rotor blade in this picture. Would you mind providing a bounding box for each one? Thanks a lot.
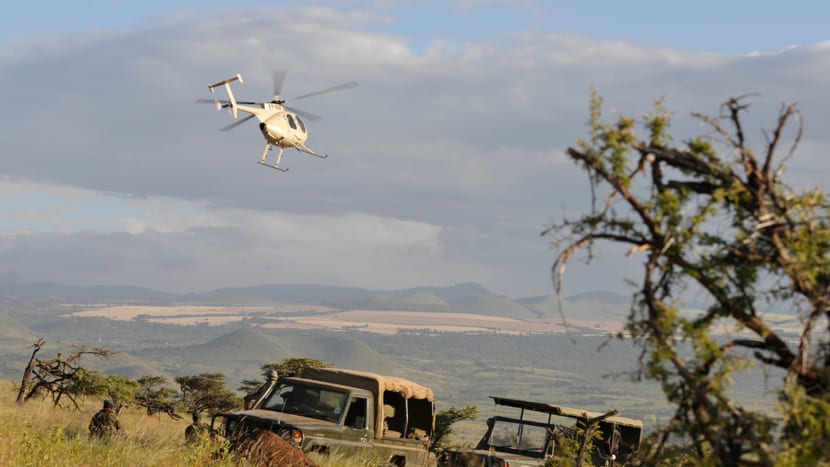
[286,106,322,123]
[292,81,359,100]
[195,98,262,107]
[220,114,256,131]
[272,70,287,98]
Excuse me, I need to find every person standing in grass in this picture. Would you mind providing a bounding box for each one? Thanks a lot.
[185,411,209,443]
[89,399,122,438]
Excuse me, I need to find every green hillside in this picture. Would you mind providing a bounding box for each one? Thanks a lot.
[160,328,401,383]
[0,311,36,340]
[354,292,455,311]
[450,293,537,319]
[522,294,630,321]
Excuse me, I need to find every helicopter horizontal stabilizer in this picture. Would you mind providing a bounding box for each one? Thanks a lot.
[207,74,244,90]
[257,161,289,172]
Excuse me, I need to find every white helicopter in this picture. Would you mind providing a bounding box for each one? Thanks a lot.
[197,71,357,172]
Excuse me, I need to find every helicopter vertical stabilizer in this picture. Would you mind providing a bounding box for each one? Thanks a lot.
[208,74,244,120]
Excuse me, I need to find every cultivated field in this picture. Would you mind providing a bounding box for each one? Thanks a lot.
[61,305,592,335]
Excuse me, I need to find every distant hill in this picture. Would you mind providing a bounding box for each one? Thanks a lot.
[0,282,177,302]
[382,283,492,302]
[0,311,36,340]
[521,293,630,321]
[91,352,165,380]
[564,291,630,304]
[0,281,636,323]
[166,328,401,381]
[449,293,537,319]
[352,292,455,312]
[346,284,540,318]
[181,284,378,305]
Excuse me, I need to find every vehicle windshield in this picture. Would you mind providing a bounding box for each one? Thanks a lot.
[485,418,554,459]
[261,381,347,423]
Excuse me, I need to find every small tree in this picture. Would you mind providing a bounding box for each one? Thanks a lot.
[16,338,45,404]
[134,375,181,419]
[545,91,829,464]
[239,357,333,395]
[20,343,118,410]
[430,405,478,452]
[176,372,241,413]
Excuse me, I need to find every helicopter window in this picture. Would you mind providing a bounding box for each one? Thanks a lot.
[286,114,297,130]
[296,115,306,133]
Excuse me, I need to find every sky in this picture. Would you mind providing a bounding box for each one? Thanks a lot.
[0,0,828,298]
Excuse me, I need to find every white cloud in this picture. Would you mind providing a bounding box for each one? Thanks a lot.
[0,5,828,297]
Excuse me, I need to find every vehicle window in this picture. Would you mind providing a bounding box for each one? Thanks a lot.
[286,113,297,129]
[488,419,551,458]
[296,115,306,133]
[262,382,295,411]
[261,381,347,422]
[344,397,368,429]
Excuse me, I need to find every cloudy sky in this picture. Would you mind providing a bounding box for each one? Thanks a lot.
[1,1,828,298]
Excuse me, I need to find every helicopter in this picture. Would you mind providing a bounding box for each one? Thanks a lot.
[197,71,357,172]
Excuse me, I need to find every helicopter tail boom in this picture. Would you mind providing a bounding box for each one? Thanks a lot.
[208,74,244,120]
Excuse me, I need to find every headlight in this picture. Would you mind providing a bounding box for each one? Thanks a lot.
[279,428,304,445]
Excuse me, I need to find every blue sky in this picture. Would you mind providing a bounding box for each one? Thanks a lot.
[0,1,828,297]
[4,0,827,54]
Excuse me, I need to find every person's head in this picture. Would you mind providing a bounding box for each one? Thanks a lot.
[103,399,114,409]
[192,411,203,422]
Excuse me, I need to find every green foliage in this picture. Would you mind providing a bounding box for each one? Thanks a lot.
[175,372,241,413]
[543,425,602,467]
[20,344,118,410]
[134,374,180,419]
[547,93,830,464]
[104,374,140,407]
[430,405,478,452]
[777,377,830,466]
[263,357,333,378]
[69,367,109,398]
[240,357,333,394]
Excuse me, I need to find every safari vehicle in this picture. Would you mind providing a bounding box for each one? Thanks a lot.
[438,396,642,467]
[213,367,436,466]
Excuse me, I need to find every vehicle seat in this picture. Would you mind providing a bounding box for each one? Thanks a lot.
[383,404,402,438]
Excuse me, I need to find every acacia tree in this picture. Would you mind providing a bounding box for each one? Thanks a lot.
[239,357,333,395]
[134,375,182,419]
[20,343,118,410]
[176,372,241,413]
[544,92,829,465]
[430,405,478,453]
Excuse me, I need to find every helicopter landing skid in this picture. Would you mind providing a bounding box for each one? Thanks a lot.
[257,161,289,172]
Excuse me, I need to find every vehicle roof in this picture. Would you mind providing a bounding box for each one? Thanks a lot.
[490,396,643,428]
[303,367,435,402]
[280,376,373,394]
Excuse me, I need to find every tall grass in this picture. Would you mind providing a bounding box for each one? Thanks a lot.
[0,380,368,466]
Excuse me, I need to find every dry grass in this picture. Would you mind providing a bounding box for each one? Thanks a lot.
[0,380,367,466]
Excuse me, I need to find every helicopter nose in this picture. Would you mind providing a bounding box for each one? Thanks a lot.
[259,122,267,131]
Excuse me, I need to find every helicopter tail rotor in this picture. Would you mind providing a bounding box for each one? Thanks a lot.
[207,73,244,120]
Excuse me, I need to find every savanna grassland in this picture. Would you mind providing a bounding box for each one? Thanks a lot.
[0,380,371,467]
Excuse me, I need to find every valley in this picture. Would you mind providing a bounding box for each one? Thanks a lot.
[0,282,788,437]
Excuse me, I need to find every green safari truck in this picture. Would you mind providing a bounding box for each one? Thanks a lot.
[214,367,436,466]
